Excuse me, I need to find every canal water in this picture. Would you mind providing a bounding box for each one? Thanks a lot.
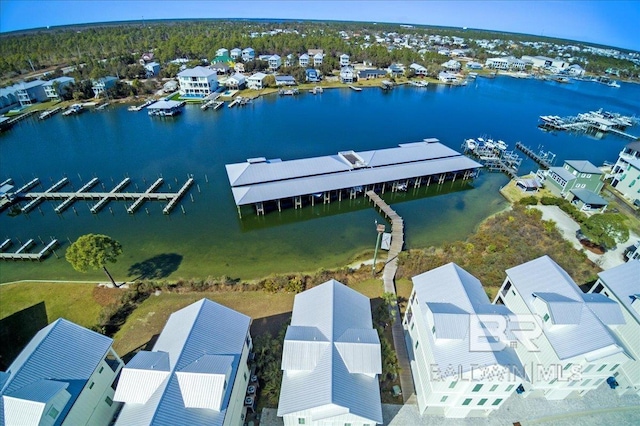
[1,77,638,282]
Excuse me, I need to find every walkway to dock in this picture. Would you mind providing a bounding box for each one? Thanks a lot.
[0,238,58,261]
[515,142,553,168]
[366,190,415,404]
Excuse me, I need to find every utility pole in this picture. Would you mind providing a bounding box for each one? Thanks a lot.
[372,222,386,277]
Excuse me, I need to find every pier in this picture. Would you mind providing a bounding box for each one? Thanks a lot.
[0,238,59,261]
[2,176,194,216]
[515,142,556,169]
[462,139,522,179]
[365,190,414,402]
[539,109,639,140]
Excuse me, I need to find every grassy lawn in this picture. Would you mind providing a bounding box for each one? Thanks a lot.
[499,174,554,204]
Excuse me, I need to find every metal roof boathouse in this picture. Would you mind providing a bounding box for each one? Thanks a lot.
[225,138,482,216]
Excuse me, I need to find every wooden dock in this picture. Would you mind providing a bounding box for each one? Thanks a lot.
[515,142,553,168]
[366,190,415,403]
[6,176,194,215]
[0,238,59,261]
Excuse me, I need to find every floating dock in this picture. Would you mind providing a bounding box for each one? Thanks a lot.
[539,109,639,140]
[515,142,556,169]
[39,107,62,120]
[0,238,58,261]
[225,139,481,217]
[3,175,194,216]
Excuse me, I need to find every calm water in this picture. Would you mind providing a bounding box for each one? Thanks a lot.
[1,77,638,282]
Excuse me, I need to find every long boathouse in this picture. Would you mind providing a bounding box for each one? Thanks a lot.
[225,138,482,216]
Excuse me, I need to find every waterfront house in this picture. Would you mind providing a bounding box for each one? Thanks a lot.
[387,63,404,76]
[466,61,484,70]
[568,188,608,212]
[567,64,586,77]
[268,54,282,70]
[177,66,218,99]
[247,72,268,89]
[284,53,294,67]
[410,63,429,76]
[589,261,640,396]
[442,59,461,71]
[0,86,20,113]
[340,53,350,66]
[403,263,523,418]
[91,76,118,98]
[438,71,458,83]
[298,53,310,67]
[305,68,320,83]
[144,61,160,78]
[230,48,242,60]
[485,56,526,71]
[114,299,253,426]
[12,80,48,106]
[42,76,75,100]
[313,52,324,67]
[275,75,296,86]
[522,55,568,71]
[0,319,124,426]
[216,48,229,58]
[357,69,387,80]
[340,66,355,83]
[494,255,630,400]
[241,47,255,62]
[277,280,383,425]
[610,141,640,204]
[226,73,247,90]
[543,160,604,198]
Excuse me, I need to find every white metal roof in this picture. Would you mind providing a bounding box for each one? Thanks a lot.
[565,160,603,174]
[148,100,183,111]
[505,255,627,361]
[548,166,576,182]
[278,280,383,424]
[177,66,216,78]
[596,260,640,324]
[0,319,114,426]
[114,299,251,426]
[226,141,481,205]
[411,263,523,377]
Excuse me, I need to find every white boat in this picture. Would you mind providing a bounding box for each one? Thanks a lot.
[485,139,496,149]
[396,182,408,191]
[476,137,485,145]
[62,104,84,116]
[496,140,507,150]
[464,138,477,150]
[349,85,362,92]
[608,80,620,88]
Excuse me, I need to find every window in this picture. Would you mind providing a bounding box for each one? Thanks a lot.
[298,419,305,425]
[597,364,607,372]
[99,366,104,374]
[440,395,448,402]
[505,385,514,392]
[432,325,436,334]
[569,380,579,387]
[449,381,457,389]
[563,363,573,371]
[244,372,247,381]
[549,378,557,384]
[610,364,620,371]
[105,396,113,407]
[462,398,472,406]
[478,398,487,406]
[594,378,604,386]
[48,406,60,419]
[472,384,483,392]
[584,365,594,373]
[583,379,591,386]
[490,384,498,392]
[89,381,95,390]
[543,313,550,322]
[415,340,419,349]
[492,398,503,406]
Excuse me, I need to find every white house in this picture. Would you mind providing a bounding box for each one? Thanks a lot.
[230,48,242,60]
[284,53,294,67]
[298,53,310,67]
[0,319,124,426]
[494,256,630,400]
[91,76,118,98]
[225,73,247,89]
[242,47,255,62]
[438,71,458,83]
[567,64,585,77]
[485,56,526,71]
[522,55,568,71]
[340,53,350,67]
[215,48,229,58]
[144,61,160,78]
[268,54,282,70]
[340,66,355,83]
[589,261,640,396]
[278,280,383,426]
[247,72,268,90]
[403,263,523,418]
[313,52,324,67]
[177,66,218,99]
[114,299,253,426]
[409,63,428,76]
[441,59,461,71]
[610,141,640,204]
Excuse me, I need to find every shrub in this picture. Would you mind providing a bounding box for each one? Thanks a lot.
[518,195,539,206]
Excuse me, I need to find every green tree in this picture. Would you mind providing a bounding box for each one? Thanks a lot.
[66,234,123,286]
[580,213,629,251]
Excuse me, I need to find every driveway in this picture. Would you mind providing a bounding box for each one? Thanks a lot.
[532,205,638,270]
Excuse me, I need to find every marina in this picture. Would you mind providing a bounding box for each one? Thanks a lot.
[539,109,639,140]
[462,137,522,179]
[515,142,556,169]
[0,238,59,261]
[225,139,481,217]
[128,99,155,112]
[3,176,195,216]
[62,104,84,116]
[39,106,61,120]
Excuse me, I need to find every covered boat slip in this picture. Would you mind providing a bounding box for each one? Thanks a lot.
[225,139,482,216]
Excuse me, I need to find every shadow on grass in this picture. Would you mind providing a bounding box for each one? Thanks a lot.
[0,301,48,369]
[121,333,161,363]
[128,253,183,280]
[250,311,291,338]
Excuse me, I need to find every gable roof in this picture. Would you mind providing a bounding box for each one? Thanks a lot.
[0,319,113,426]
[548,166,576,182]
[505,256,627,361]
[597,260,640,324]
[178,66,216,78]
[570,189,608,206]
[114,299,251,426]
[278,280,382,424]
[565,160,602,174]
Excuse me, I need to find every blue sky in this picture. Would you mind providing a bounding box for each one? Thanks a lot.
[1,1,638,51]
